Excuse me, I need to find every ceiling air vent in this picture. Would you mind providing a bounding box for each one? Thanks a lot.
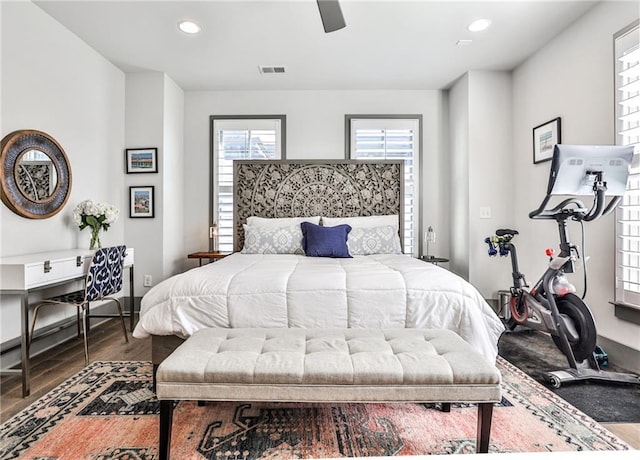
[259,65,286,74]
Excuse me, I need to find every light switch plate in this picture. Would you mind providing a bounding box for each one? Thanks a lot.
[480,207,492,219]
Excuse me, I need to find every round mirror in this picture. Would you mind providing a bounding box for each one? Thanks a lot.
[16,149,59,202]
[0,130,72,219]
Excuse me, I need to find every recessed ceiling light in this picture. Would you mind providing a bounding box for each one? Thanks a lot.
[178,20,201,34]
[467,19,491,32]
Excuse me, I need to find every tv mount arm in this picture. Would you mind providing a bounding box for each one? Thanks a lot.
[582,170,621,221]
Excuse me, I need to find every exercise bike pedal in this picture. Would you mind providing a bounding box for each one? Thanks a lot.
[593,345,608,366]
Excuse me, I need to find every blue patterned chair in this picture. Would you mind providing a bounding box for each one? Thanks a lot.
[29,246,129,365]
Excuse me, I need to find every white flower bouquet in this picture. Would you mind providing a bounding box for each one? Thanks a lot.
[73,199,119,249]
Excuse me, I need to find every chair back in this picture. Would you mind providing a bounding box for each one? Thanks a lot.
[85,246,127,301]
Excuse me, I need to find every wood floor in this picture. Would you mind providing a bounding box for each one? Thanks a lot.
[1,319,637,449]
[0,319,151,424]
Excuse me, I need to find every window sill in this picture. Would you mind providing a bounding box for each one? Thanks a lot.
[610,301,640,325]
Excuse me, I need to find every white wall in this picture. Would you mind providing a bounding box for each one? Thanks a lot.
[468,71,514,298]
[183,90,448,264]
[162,75,186,279]
[448,70,514,298]
[512,1,640,352]
[125,72,165,296]
[125,72,185,295]
[0,1,125,348]
[448,74,470,279]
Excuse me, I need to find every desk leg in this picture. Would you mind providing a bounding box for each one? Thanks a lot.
[21,291,30,397]
[129,265,135,332]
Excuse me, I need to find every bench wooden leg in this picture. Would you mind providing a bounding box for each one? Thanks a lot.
[159,400,174,460]
[153,363,159,392]
[476,402,493,453]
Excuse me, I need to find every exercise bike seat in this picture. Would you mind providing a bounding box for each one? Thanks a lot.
[496,229,518,237]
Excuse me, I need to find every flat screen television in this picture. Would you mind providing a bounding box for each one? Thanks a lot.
[547,144,634,196]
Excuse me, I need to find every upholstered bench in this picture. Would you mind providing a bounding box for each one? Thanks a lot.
[156,328,502,459]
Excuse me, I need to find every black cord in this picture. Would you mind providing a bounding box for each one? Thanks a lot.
[580,219,588,299]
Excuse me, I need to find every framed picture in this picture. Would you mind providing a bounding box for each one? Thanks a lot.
[129,186,155,218]
[532,117,561,164]
[125,148,158,173]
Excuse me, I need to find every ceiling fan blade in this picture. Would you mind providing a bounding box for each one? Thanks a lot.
[317,0,346,33]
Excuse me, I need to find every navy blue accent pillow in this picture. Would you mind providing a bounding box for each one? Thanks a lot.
[301,222,352,258]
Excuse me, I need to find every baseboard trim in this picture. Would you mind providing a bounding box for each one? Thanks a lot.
[597,335,640,374]
[0,296,142,369]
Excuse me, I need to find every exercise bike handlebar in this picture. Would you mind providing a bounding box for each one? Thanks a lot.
[529,170,622,222]
[528,196,588,220]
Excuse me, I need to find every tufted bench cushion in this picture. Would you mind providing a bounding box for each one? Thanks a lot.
[157,328,501,402]
[156,328,502,458]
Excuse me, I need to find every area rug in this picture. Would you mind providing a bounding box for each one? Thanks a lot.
[0,358,630,459]
[499,328,640,423]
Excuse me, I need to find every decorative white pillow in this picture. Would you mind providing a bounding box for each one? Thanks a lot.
[347,225,402,255]
[322,215,399,231]
[246,216,321,228]
[241,224,304,255]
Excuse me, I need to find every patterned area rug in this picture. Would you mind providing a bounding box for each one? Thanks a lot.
[0,358,630,459]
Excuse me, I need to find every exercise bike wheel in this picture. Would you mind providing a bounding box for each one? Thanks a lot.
[551,293,597,362]
[504,294,525,330]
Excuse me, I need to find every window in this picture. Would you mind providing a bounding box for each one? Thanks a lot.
[615,21,640,307]
[346,116,421,255]
[211,116,286,252]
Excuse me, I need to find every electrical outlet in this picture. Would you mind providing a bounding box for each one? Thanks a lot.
[143,274,153,287]
[479,206,492,219]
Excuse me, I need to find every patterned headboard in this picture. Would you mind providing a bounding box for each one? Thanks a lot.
[233,160,404,251]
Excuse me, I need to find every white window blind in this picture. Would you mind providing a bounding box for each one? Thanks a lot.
[212,118,283,252]
[615,21,640,307]
[349,118,420,256]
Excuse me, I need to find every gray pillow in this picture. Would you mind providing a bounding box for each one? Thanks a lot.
[241,224,304,255]
[347,225,402,255]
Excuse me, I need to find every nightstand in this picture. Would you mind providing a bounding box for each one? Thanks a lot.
[421,255,449,266]
[187,251,232,266]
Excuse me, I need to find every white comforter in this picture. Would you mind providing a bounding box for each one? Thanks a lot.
[133,254,505,361]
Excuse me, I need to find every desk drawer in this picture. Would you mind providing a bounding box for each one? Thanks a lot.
[24,254,91,289]
[0,252,91,291]
[0,248,133,291]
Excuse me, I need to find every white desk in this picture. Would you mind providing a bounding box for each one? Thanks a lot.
[0,248,134,397]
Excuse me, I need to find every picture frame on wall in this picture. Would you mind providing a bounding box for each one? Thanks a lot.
[129,186,155,218]
[125,147,158,173]
[532,117,561,164]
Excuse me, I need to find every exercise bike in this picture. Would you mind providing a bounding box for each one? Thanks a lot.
[485,144,639,388]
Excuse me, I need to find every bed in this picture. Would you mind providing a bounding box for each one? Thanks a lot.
[132,160,504,364]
